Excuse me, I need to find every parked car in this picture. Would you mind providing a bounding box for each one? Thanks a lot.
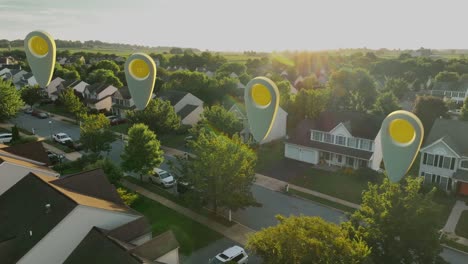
[176,179,192,194]
[64,140,83,151]
[32,110,49,119]
[0,133,12,144]
[106,115,118,121]
[47,150,65,164]
[149,168,176,188]
[53,133,72,144]
[209,246,248,264]
[24,108,33,114]
[110,116,127,126]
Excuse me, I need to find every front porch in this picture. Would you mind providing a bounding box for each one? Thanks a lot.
[317,151,370,170]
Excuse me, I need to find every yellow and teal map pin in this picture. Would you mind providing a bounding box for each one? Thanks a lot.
[24,30,56,88]
[124,53,156,110]
[380,110,424,182]
[245,77,279,142]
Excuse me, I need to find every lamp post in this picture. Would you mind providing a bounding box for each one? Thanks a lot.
[48,121,52,140]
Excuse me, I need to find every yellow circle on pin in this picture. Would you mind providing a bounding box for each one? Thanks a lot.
[251,84,271,107]
[129,59,150,79]
[29,36,49,57]
[389,118,415,144]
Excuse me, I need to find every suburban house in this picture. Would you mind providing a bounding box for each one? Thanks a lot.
[0,165,180,264]
[285,111,384,170]
[20,73,38,87]
[228,102,288,144]
[72,80,90,98]
[419,118,468,195]
[0,141,51,166]
[82,82,118,111]
[159,91,204,126]
[0,56,18,67]
[46,77,65,100]
[112,86,136,117]
[11,69,28,86]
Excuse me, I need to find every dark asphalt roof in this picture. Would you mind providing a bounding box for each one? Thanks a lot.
[63,228,143,264]
[52,169,126,206]
[107,217,152,243]
[453,169,468,182]
[86,82,110,94]
[130,230,179,261]
[158,90,187,106]
[2,141,50,165]
[118,86,132,99]
[423,118,468,156]
[0,173,77,264]
[178,104,198,119]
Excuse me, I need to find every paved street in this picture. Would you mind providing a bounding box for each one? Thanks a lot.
[9,113,468,263]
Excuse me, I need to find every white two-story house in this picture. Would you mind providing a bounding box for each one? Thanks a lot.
[159,90,204,126]
[111,86,135,118]
[285,111,384,170]
[83,83,118,112]
[419,118,468,195]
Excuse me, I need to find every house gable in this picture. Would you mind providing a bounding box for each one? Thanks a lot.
[329,122,352,138]
[420,139,460,158]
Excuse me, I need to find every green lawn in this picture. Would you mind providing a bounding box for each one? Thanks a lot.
[255,140,284,172]
[131,195,223,256]
[159,133,187,149]
[125,177,233,227]
[455,211,468,238]
[442,236,468,254]
[290,168,383,204]
[288,188,356,213]
[110,123,130,135]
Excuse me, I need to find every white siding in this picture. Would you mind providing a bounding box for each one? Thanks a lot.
[261,107,287,144]
[18,206,139,264]
[181,105,203,126]
[371,130,383,170]
[156,248,180,264]
[0,163,59,195]
[329,123,352,138]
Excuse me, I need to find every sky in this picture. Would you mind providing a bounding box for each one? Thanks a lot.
[1,0,467,52]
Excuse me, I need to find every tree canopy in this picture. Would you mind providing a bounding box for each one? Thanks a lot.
[80,114,115,156]
[87,69,123,88]
[195,105,243,137]
[20,85,43,108]
[0,79,24,121]
[384,77,410,99]
[59,88,87,120]
[372,91,401,116]
[247,215,370,264]
[413,96,448,136]
[461,97,468,121]
[121,123,164,181]
[126,98,180,135]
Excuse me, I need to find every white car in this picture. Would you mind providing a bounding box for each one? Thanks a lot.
[149,168,176,188]
[53,133,72,144]
[210,246,248,264]
[0,133,12,144]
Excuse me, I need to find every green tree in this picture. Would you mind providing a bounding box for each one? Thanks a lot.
[63,69,80,80]
[170,47,183,54]
[413,96,448,136]
[247,215,370,264]
[59,88,87,120]
[20,85,43,108]
[344,177,445,264]
[87,69,123,88]
[300,74,319,90]
[216,62,246,77]
[288,88,331,128]
[384,78,410,99]
[84,158,124,184]
[435,71,459,83]
[0,79,24,122]
[116,188,139,206]
[94,60,120,74]
[11,125,20,142]
[121,123,164,182]
[195,105,243,137]
[177,130,257,213]
[80,114,116,156]
[276,80,292,107]
[372,91,401,116]
[460,97,468,121]
[126,99,180,135]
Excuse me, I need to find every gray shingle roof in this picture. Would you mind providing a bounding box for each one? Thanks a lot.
[178,104,198,119]
[107,217,152,243]
[423,118,468,156]
[130,230,179,261]
[158,90,187,106]
[118,86,132,99]
[453,169,468,182]
[86,82,110,94]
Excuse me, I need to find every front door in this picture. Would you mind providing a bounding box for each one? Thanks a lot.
[458,182,468,196]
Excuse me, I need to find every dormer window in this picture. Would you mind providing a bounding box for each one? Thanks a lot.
[312,131,323,141]
[461,160,468,170]
[324,133,334,143]
[336,135,346,146]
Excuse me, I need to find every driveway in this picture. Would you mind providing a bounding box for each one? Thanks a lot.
[258,158,311,182]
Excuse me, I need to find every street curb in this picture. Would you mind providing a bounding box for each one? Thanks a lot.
[442,244,468,256]
[285,188,352,215]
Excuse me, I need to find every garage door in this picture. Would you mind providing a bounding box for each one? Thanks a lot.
[301,149,317,164]
[285,144,300,160]
[285,144,318,164]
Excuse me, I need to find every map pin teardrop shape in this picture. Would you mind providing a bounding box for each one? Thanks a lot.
[380,110,424,182]
[24,30,56,88]
[245,77,279,142]
[124,53,156,110]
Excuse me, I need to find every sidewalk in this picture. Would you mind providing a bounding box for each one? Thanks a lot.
[442,200,468,246]
[122,179,254,245]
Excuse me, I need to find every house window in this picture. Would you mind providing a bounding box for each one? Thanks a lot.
[359,159,367,168]
[312,131,323,141]
[346,157,355,167]
[336,154,342,163]
[438,155,444,168]
[324,133,334,143]
[443,157,451,169]
[451,158,456,170]
[431,174,441,184]
[321,152,331,161]
[423,153,427,165]
[360,139,370,151]
[336,135,346,146]
[427,154,434,166]
[461,160,468,170]
[347,138,358,148]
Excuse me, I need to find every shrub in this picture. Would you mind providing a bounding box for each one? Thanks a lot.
[11,125,20,142]
[10,135,38,146]
[117,188,139,206]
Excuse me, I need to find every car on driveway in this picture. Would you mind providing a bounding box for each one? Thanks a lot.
[53,133,72,144]
[149,168,176,188]
[32,110,49,119]
[209,246,249,264]
[110,116,127,126]
[47,150,65,164]
[0,133,12,144]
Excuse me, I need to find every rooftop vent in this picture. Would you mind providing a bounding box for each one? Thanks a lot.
[45,203,51,214]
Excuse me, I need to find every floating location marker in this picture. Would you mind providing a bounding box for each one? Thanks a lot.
[245,77,279,142]
[24,30,56,88]
[124,53,156,110]
[380,110,424,182]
